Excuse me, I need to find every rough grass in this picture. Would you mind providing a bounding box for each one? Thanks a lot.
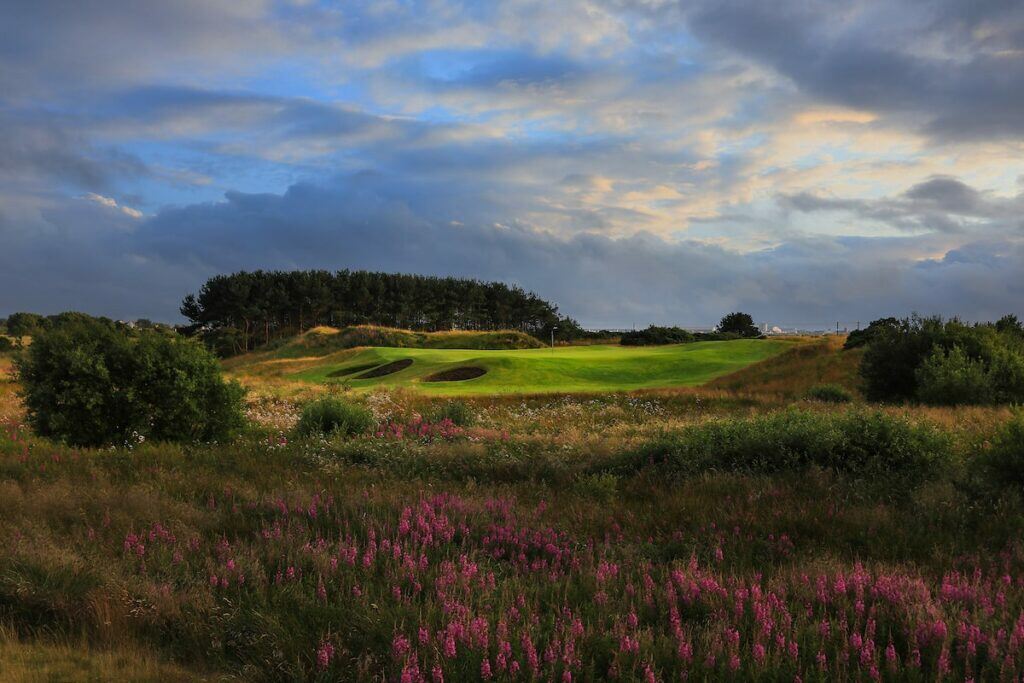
[0,404,1022,681]
[0,628,202,682]
[5,339,1024,680]
[707,335,863,398]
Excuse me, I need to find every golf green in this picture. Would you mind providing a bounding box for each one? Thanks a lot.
[290,339,793,395]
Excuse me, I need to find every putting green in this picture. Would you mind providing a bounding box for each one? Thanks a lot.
[289,340,794,395]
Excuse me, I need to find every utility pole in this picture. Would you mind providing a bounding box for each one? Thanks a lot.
[836,321,840,335]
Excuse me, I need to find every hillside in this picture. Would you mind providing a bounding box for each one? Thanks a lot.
[706,335,863,397]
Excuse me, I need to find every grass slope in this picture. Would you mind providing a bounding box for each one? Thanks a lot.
[287,339,794,395]
[259,325,544,361]
[707,335,863,398]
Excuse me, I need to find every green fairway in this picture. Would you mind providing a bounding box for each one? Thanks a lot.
[289,339,794,395]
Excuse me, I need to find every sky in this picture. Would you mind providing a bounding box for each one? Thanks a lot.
[1,0,1023,328]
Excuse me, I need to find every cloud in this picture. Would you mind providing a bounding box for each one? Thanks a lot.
[81,193,143,219]
[1,1,1023,325]
[4,177,1021,327]
[676,0,1024,142]
[782,175,1024,235]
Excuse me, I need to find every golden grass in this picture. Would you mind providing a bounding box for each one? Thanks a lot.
[0,627,205,682]
[0,355,22,422]
[706,335,863,398]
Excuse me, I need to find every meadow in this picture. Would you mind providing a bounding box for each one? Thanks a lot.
[1,337,1023,681]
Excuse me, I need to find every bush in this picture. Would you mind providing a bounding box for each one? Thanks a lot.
[804,384,853,403]
[295,398,374,438]
[860,315,1024,404]
[0,336,14,353]
[977,412,1024,490]
[428,400,476,427]
[16,317,245,447]
[616,410,950,478]
[5,312,48,338]
[843,317,899,350]
[915,345,993,406]
[620,326,695,346]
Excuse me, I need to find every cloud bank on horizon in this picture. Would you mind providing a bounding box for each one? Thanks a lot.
[1,0,1023,327]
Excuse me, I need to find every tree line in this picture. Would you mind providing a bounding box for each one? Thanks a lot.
[180,270,582,355]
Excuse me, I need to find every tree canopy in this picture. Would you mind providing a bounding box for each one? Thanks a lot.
[717,312,761,338]
[16,315,245,446]
[181,270,582,355]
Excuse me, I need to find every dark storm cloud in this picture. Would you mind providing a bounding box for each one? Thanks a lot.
[4,177,1021,326]
[0,0,286,98]
[782,175,1024,235]
[0,112,147,192]
[675,0,1024,141]
[1,0,1023,325]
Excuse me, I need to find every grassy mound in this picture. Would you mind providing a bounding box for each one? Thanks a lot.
[264,325,545,359]
[707,335,862,397]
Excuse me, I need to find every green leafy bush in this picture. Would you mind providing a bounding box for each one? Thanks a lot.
[915,345,993,406]
[620,326,696,346]
[843,317,899,350]
[860,315,1024,404]
[295,397,374,438]
[16,316,245,447]
[5,311,48,337]
[804,384,853,403]
[977,412,1024,490]
[618,410,950,478]
[0,336,14,353]
[428,400,476,427]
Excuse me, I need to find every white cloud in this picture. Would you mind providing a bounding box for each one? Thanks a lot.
[81,193,143,219]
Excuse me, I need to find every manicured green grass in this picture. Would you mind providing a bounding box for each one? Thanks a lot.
[290,339,794,395]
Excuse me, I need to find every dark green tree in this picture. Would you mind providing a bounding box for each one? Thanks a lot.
[17,316,245,447]
[717,312,760,338]
[6,312,48,337]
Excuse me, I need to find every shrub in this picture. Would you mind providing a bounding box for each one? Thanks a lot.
[914,345,993,406]
[0,336,14,353]
[16,317,245,447]
[620,326,695,346]
[988,346,1024,403]
[977,412,1024,490]
[5,311,48,338]
[804,384,853,403]
[572,472,619,501]
[295,398,374,438]
[617,410,949,478]
[859,314,1024,404]
[843,317,899,350]
[428,400,476,427]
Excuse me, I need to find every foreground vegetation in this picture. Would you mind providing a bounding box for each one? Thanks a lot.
[2,360,1024,680]
[3,322,1024,680]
